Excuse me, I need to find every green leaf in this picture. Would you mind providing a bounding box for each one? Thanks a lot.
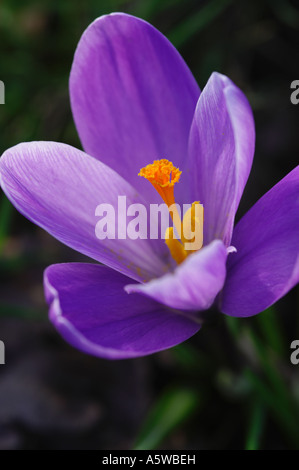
[256,306,285,356]
[134,388,198,450]
[245,400,264,450]
[0,303,44,320]
[167,0,234,48]
[0,196,14,252]
[248,330,295,423]
[172,342,206,370]
[245,368,299,449]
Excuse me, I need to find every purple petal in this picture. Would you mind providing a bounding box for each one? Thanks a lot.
[69,13,200,204]
[221,166,299,317]
[125,240,227,311]
[0,141,168,281]
[44,263,201,359]
[189,72,255,246]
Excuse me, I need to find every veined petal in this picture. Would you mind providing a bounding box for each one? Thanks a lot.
[0,141,168,281]
[125,240,227,311]
[44,263,201,359]
[221,166,299,317]
[70,13,200,204]
[189,72,255,246]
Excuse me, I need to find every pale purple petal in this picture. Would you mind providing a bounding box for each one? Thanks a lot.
[44,263,201,359]
[70,13,200,204]
[221,166,299,317]
[189,72,255,246]
[125,240,227,311]
[0,141,168,281]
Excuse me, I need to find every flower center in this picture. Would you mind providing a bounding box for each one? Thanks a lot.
[138,159,181,207]
[139,159,204,264]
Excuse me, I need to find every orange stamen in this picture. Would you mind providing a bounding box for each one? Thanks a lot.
[139,159,203,265]
[139,159,181,207]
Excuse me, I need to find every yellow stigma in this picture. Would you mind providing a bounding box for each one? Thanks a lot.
[139,159,204,265]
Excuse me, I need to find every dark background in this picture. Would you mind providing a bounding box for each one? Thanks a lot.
[0,0,298,450]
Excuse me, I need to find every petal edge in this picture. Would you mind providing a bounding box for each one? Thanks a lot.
[221,166,299,317]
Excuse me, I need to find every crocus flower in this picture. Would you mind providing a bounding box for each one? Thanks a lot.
[0,13,298,359]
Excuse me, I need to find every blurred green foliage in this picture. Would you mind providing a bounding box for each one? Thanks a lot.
[134,388,198,450]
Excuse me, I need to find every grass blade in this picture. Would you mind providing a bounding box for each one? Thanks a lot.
[134,388,198,450]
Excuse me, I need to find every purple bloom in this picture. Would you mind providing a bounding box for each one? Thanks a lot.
[0,13,298,359]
